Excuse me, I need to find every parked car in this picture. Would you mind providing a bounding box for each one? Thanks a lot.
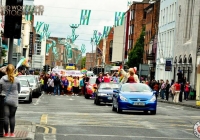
[17,75,41,97]
[18,79,33,103]
[85,77,97,99]
[112,83,157,115]
[94,83,120,105]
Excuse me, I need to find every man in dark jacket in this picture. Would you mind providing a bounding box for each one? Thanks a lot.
[54,74,61,96]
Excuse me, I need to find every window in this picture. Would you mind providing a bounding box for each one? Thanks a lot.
[129,40,133,49]
[131,10,134,20]
[166,7,168,23]
[109,40,113,61]
[23,48,26,57]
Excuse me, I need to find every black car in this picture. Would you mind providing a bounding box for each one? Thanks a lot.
[94,83,120,105]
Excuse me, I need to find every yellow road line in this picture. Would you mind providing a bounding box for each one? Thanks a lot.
[36,125,49,134]
[47,126,57,134]
[40,114,48,125]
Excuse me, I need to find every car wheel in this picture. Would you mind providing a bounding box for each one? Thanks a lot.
[85,94,89,99]
[150,110,156,115]
[28,94,32,103]
[144,111,148,114]
[112,103,117,111]
[96,98,100,105]
[117,103,122,113]
[94,98,96,104]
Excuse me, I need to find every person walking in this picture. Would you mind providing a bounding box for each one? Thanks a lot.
[160,80,166,100]
[165,80,170,101]
[184,82,190,101]
[53,73,61,96]
[0,64,20,137]
[96,72,104,86]
[173,81,181,103]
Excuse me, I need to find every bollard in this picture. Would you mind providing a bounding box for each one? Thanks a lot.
[0,94,5,137]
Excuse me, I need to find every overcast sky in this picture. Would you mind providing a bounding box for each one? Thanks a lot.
[34,0,142,54]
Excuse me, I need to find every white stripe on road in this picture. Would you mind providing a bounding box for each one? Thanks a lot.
[37,133,196,139]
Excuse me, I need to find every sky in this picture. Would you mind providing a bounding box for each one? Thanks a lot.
[34,0,143,55]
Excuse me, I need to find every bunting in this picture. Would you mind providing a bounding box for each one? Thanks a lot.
[114,12,125,26]
[80,9,91,25]
[24,5,34,21]
[127,0,132,7]
[67,46,73,60]
[97,47,102,56]
[103,26,112,37]
[81,44,86,53]
[76,54,82,64]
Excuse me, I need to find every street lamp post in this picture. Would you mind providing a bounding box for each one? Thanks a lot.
[91,38,93,71]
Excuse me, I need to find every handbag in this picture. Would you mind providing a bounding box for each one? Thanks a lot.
[4,84,13,105]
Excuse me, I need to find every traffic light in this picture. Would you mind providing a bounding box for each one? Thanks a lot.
[93,67,97,75]
[4,0,23,39]
[47,65,51,71]
[42,65,46,72]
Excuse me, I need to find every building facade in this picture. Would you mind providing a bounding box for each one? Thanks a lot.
[112,25,124,62]
[173,0,200,88]
[143,1,160,80]
[128,1,149,51]
[155,0,177,81]
[85,52,96,70]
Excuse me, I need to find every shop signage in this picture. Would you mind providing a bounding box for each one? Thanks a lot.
[165,60,172,71]
[28,32,33,57]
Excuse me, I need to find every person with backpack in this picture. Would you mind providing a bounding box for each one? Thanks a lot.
[54,73,61,96]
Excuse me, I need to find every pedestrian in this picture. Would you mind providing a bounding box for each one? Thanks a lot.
[112,72,120,83]
[47,76,54,95]
[53,73,61,96]
[165,80,170,101]
[179,82,184,102]
[96,72,104,86]
[103,73,111,83]
[0,64,20,137]
[184,82,190,101]
[80,76,85,95]
[160,80,166,100]
[173,81,181,103]
[63,77,69,95]
[170,83,175,101]
[40,77,44,91]
[72,77,79,96]
[153,81,159,99]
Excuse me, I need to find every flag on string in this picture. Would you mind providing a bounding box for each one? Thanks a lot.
[76,54,82,64]
[80,9,91,25]
[43,24,49,32]
[46,43,52,53]
[52,40,56,47]
[81,44,86,53]
[127,0,132,7]
[67,47,73,60]
[45,32,51,39]
[114,12,125,26]
[24,5,34,21]
[35,22,44,33]
[93,30,97,39]
[103,26,112,37]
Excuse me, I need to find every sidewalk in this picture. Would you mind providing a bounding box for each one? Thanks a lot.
[1,120,36,140]
[158,98,200,109]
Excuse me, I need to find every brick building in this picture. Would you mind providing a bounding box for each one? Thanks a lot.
[128,1,149,51]
[143,1,160,80]
[85,52,96,70]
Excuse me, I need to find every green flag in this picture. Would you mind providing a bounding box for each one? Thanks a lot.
[103,26,112,37]
[114,12,125,26]
[80,9,91,25]
[67,47,72,59]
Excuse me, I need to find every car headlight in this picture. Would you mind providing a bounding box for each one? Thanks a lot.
[21,91,30,94]
[98,93,107,96]
[119,95,127,101]
[149,95,156,102]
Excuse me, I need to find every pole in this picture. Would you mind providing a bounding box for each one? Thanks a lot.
[8,37,14,64]
[91,40,93,71]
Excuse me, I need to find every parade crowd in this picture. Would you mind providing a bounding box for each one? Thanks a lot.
[39,68,193,103]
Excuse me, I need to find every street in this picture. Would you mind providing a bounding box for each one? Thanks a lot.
[16,94,199,140]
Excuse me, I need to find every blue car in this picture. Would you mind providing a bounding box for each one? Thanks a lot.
[94,83,120,105]
[112,83,157,115]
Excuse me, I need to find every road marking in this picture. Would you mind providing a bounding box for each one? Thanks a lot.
[34,93,44,105]
[47,126,57,134]
[36,125,49,134]
[40,114,48,125]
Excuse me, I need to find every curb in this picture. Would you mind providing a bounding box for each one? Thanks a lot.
[158,99,200,109]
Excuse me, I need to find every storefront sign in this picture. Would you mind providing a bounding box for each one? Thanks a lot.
[165,60,172,71]
[28,32,33,57]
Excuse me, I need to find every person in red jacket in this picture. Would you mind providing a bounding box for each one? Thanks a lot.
[173,81,181,103]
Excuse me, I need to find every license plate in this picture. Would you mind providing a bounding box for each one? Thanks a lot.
[108,97,112,100]
[134,102,145,106]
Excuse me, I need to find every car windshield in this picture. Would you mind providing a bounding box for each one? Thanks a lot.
[18,76,36,84]
[89,78,96,84]
[99,83,120,89]
[121,83,152,92]
[19,80,28,87]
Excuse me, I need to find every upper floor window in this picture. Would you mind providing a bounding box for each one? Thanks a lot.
[109,40,113,62]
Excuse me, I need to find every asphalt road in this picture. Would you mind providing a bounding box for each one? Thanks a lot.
[16,94,200,140]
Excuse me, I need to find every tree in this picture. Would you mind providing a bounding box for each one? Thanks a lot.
[81,56,86,68]
[127,28,145,69]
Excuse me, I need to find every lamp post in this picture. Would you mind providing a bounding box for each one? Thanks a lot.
[187,63,192,82]
[90,38,94,71]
